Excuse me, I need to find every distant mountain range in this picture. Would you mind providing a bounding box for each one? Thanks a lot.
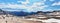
[0,9,60,16]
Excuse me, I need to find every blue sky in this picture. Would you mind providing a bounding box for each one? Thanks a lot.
[0,0,60,12]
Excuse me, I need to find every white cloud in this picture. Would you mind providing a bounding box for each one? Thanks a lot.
[17,0,46,5]
[52,2,60,6]
[18,0,30,5]
[34,2,44,5]
[0,0,48,12]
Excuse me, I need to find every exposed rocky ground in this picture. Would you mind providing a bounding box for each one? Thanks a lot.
[0,14,43,23]
[0,9,60,23]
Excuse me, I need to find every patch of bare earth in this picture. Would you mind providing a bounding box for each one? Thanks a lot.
[0,15,42,23]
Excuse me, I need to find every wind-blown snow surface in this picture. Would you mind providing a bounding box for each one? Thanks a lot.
[0,0,60,12]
